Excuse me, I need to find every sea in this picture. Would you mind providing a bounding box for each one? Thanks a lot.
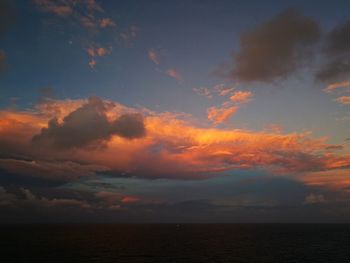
[1,224,350,262]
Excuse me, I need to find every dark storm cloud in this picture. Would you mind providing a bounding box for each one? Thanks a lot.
[227,8,320,82]
[317,20,350,82]
[32,97,146,149]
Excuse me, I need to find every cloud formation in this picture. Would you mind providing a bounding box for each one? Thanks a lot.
[99,18,116,28]
[0,97,349,183]
[32,97,145,149]
[207,105,238,124]
[148,49,161,65]
[0,187,90,209]
[166,68,183,83]
[34,0,73,16]
[336,96,350,105]
[230,91,253,103]
[225,8,320,82]
[323,81,350,93]
[33,0,130,68]
[317,20,350,82]
[194,84,253,124]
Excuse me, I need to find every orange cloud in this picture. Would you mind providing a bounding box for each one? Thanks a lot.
[99,18,116,28]
[214,84,235,96]
[193,87,212,98]
[166,69,183,83]
[34,0,73,16]
[148,50,160,65]
[0,98,349,183]
[301,169,350,193]
[87,47,109,57]
[89,59,96,68]
[193,84,235,99]
[120,26,138,42]
[230,91,253,103]
[336,96,350,105]
[207,106,238,124]
[121,196,140,204]
[324,81,350,93]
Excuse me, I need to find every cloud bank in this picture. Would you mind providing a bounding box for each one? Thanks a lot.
[0,97,349,185]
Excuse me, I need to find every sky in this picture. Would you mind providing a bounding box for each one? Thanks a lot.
[1,0,350,223]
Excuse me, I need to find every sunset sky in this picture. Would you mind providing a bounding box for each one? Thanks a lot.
[1,0,350,223]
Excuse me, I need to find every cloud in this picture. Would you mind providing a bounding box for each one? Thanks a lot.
[166,68,183,83]
[0,97,349,183]
[207,106,238,124]
[304,193,326,204]
[80,16,97,29]
[87,47,109,57]
[0,159,109,182]
[120,25,138,42]
[323,81,350,93]
[323,20,350,55]
[32,96,146,149]
[193,87,212,98]
[148,49,161,65]
[301,169,350,193]
[215,84,235,96]
[86,47,111,67]
[317,59,350,82]
[230,91,253,103]
[33,0,72,16]
[121,196,140,204]
[33,0,131,68]
[112,113,146,139]
[336,96,350,105]
[0,186,92,210]
[197,86,252,124]
[99,18,116,28]
[89,59,96,68]
[317,20,350,82]
[193,84,235,99]
[18,188,90,208]
[225,8,320,82]
[0,186,16,206]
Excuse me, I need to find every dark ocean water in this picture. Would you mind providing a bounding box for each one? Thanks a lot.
[1,224,350,263]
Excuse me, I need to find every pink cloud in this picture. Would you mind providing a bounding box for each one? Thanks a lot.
[89,59,96,68]
[166,69,183,83]
[148,49,160,65]
[193,87,212,99]
[121,196,140,204]
[230,91,253,103]
[324,81,350,93]
[207,105,238,124]
[99,18,116,28]
[34,0,73,16]
[120,26,138,42]
[336,96,350,105]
